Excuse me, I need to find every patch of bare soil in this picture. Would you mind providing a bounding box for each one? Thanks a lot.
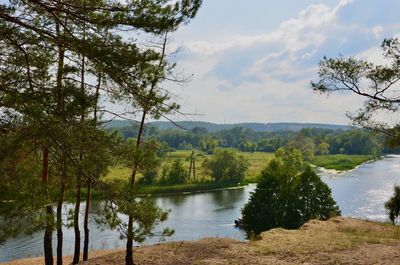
[3,217,400,265]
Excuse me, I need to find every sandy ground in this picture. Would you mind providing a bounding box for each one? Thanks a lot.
[3,217,400,265]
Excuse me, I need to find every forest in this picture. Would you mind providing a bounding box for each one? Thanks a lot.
[111,123,393,158]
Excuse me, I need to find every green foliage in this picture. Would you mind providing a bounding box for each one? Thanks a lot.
[159,159,188,185]
[199,136,218,154]
[315,142,330,155]
[0,1,202,262]
[238,140,256,153]
[202,149,249,183]
[113,124,386,157]
[286,133,315,161]
[295,167,341,223]
[242,148,340,235]
[0,131,48,244]
[385,185,400,224]
[97,188,173,243]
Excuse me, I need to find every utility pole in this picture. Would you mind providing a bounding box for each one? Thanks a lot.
[188,150,196,181]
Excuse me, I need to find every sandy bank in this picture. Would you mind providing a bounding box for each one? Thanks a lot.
[3,217,400,265]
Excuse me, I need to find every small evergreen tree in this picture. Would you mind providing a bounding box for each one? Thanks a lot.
[242,148,340,235]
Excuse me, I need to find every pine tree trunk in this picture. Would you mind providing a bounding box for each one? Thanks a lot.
[57,190,65,265]
[56,184,65,265]
[72,180,81,264]
[73,36,86,264]
[125,114,144,265]
[44,215,53,265]
[83,66,100,262]
[125,33,168,265]
[56,224,63,265]
[125,216,134,265]
[42,147,54,265]
[56,162,66,265]
[83,181,91,261]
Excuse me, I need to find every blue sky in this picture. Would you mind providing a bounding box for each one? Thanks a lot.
[2,0,399,124]
[161,0,400,124]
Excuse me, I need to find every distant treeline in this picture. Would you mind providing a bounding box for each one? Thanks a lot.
[109,124,400,159]
[106,120,350,132]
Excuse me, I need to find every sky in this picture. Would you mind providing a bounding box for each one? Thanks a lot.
[159,0,400,125]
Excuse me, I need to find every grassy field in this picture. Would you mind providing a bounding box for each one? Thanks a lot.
[312,154,376,170]
[102,151,377,195]
[104,150,274,184]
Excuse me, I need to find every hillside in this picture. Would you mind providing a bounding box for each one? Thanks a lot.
[5,217,400,265]
[106,120,350,132]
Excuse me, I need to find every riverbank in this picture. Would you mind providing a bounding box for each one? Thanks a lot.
[4,217,400,265]
[135,182,246,196]
[311,154,376,171]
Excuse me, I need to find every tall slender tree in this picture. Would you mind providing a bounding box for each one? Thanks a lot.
[1,2,202,265]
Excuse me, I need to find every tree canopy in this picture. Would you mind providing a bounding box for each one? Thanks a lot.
[312,38,400,145]
[0,1,202,265]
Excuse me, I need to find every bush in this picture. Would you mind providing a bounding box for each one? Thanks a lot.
[138,169,158,184]
[242,148,340,235]
[202,149,249,183]
[159,159,188,185]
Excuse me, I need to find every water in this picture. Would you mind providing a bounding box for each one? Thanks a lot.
[1,155,400,262]
[319,154,400,221]
[0,186,254,262]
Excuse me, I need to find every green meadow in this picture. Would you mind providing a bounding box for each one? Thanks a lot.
[104,150,274,184]
[104,150,375,195]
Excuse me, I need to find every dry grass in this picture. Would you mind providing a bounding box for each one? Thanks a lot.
[255,217,400,256]
[4,217,400,265]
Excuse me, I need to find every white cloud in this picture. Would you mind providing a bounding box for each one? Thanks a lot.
[165,0,400,124]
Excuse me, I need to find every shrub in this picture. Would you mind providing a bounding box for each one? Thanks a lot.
[159,159,188,185]
[385,185,400,224]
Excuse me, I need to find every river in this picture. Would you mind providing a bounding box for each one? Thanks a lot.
[1,155,400,262]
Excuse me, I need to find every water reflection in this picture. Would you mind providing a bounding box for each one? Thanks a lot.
[0,185,253,262]
[154,193,187,207]
[210,188,246,211]
[319,155,400,221]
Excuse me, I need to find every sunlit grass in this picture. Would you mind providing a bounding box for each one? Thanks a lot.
[312,154,375,170]
[254,217,400,257]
